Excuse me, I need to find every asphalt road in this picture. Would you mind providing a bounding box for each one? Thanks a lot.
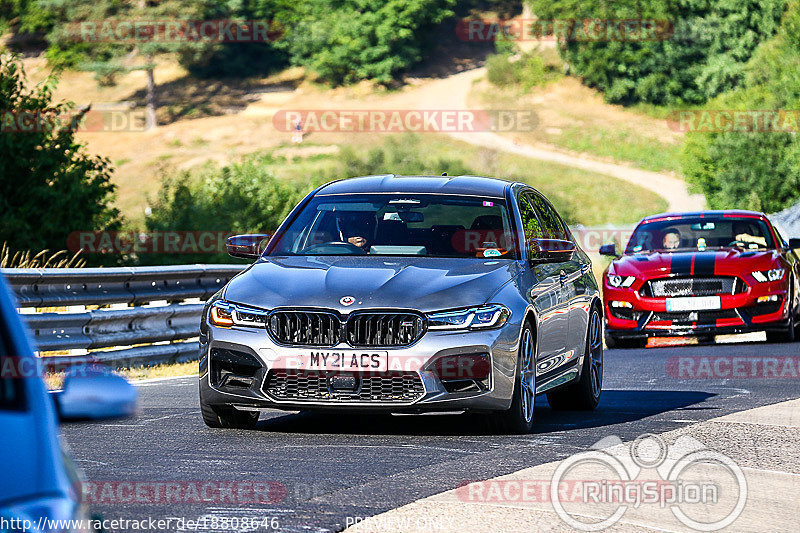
[60,339,800,533]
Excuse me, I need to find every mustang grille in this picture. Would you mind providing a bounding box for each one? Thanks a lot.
[346,313,425,347]
[263,370,425,403]
[268,311,340,346]
[646,277,740,297]
[650,309,739,324]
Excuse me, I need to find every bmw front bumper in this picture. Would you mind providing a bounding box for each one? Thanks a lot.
[199,319,523,413]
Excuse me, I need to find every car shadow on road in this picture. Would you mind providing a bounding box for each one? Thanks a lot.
[252,389,716,436]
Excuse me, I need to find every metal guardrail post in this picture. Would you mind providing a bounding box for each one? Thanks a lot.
[0,264,246,368]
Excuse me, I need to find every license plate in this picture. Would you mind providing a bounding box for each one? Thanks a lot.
[278,350,388,372]
[666,296,721,312]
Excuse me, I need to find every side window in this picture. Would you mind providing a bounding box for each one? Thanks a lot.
[773,226,788,249]
[529,193,567,240]
[517,193,543,244]
[0,327,25,412]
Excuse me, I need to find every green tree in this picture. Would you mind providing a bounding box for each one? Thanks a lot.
[145,155,307,264]
[682,2,800,212]
[0,53,121,259]
[526,0,787,105]
[277,0,456,85]
[43,0,225,129]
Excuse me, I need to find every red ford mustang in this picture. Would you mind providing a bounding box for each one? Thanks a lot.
[601,210,800,348]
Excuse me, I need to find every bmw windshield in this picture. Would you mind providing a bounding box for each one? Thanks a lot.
[268,194,518,258]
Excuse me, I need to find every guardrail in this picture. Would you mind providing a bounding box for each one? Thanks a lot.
[1,265,246,369]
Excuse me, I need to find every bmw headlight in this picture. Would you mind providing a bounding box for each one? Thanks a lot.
[607,275,636,288]
[209,301,269,327]
[427,304,510,331]
[752,268,785,283]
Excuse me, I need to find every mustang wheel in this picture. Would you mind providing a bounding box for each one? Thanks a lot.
[604,333,646,349]
[548,306,603,411]
[766,283,798,343]
[766,314,796,343]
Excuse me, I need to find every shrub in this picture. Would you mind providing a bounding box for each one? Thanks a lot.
[486,51,561,91]
[144,155,307,264]
[527,0,787,105]
[682,2,800,212]
[277,0,456,85]
[0,53,121,263]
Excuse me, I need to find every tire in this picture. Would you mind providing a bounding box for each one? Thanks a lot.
[200,397,259,429]
[605,332,646,349]
[766,314,796,343]
[547,306,603,411]
[491,321,537,434]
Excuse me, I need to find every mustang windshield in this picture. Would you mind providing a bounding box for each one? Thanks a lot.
[625,217,776,253]
[268,194,518,258]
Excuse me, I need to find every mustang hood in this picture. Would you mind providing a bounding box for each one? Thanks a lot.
[223,256,519,313]
[610,249,781,278]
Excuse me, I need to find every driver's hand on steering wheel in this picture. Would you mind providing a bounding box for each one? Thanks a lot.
[348,236,368,250]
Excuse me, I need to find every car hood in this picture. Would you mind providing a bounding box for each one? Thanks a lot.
[610,249,782,278]
[223,256,519,313]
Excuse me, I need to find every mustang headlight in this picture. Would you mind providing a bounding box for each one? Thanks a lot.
[427,304,510,331]
[752,268,785,283]
[607,275,636,288]
[209,301,269,327]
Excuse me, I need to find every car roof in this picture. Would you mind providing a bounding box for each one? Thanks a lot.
[639,210,769,224]
[316,174,513,198]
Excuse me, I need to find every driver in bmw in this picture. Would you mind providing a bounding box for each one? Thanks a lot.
[336,212,374,252]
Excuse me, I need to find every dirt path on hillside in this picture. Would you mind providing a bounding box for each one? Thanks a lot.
[387,68,705,213]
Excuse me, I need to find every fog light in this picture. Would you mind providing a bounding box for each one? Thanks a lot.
[610,301,633,308]
[427,354,491,381]
[757,295,780,303]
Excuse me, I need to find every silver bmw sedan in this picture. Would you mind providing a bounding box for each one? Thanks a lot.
[199,174,602,433]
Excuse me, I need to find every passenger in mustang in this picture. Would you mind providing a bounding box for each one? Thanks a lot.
[662,229,681,250]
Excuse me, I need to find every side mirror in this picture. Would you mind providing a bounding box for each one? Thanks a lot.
[226,234,270,259]
[789,238,800,250]
[55,366,137,421]
[530,238,575,263]
[599,243,619,257]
